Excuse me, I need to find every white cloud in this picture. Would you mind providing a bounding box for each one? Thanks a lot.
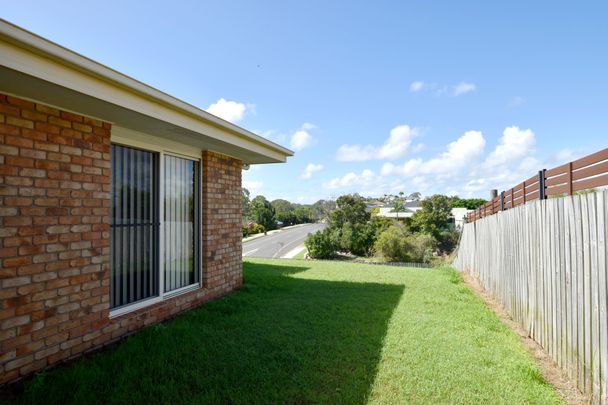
[409,81,425,92]
[336,125,420,162]
[290,131,313,150]
[508,96,525,108]
[242,180,263,192]
[484,126,535,168]
[323,169,405,196]
[206,98,252,123]
[411,81,477,97]
[378,126,547,198]
[303,125,575,200]
[324,169,376,189]
[452,81,476,96]
[301,163,323,179]
[256,123,316,150]
[290,123,316,151]
[547,148,587,165]
[322,169,407,197]
[382,130,486,177]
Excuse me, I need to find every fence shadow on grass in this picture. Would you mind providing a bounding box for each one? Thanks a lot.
[13,261,405,404]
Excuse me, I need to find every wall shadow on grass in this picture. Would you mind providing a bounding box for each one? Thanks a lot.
[14,261,404,404]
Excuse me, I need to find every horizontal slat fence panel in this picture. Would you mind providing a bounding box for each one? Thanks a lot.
[454,190,608,403]
[467,147,608,222]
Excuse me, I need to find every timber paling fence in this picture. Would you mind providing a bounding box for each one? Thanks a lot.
[454,190,608,403]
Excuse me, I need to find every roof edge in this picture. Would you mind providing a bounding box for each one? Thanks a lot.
[0,19,294,159]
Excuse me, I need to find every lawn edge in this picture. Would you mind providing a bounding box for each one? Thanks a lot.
[460,270,588,405]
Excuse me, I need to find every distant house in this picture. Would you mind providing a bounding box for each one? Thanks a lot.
[450,207,473,229]
[0,20,292,383]
[375,199,422,219]
[374,200,472,230]
[376,206,422,219]
[365,201,385,210]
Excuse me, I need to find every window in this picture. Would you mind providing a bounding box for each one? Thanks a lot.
[163,155,199,292]
[110,144,200,312]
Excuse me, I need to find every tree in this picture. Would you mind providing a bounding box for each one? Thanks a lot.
[311,199,336,222]
[241,188,251,223]
[294,206,312,224]
[410,194,452,238]
[390,191,406,219]
[250,195,276,232]
[330,194,369,228]
[271,199,295,225]
[305,229,336,259]
[408,192,422,201]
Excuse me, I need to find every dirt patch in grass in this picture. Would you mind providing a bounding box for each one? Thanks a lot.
[462,272,589,405]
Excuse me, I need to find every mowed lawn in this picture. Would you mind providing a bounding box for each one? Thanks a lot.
[7,259,562,404]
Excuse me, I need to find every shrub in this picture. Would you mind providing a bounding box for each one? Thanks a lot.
[374,225,408,262]
[251,223,266,234]
[436,229,460,254]
[403,233,436,263]
[335,218,388,257]
[339,222,353,252]
[305,230,336,259]
[374,226,437,263]
[350,222,380,256]
[242,223,266,237]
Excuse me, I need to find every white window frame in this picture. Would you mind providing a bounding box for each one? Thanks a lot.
[109,127,203,318]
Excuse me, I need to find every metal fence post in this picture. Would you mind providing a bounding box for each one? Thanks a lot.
[538,169,546,200]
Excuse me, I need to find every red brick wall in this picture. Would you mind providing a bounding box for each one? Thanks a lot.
[0,94,243,384]
[201,151,243,292]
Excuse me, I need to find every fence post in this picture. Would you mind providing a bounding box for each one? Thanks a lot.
[500,191,505,211]
[567,162,573,195]
[538,169,546,200]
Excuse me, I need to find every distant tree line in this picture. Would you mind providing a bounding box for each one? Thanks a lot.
[305,193,470,264]
[241,188,336,236]
[449,197,486,210]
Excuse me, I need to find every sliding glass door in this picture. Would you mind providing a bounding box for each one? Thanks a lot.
[163,155,200,292]
[110,145,159,309]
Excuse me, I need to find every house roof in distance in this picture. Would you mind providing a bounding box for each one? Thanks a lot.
[0,19,293,164]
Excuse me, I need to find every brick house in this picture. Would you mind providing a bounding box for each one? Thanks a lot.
[0,20,292,383]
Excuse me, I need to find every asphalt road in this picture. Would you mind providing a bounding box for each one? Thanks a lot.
[242,223,326,258]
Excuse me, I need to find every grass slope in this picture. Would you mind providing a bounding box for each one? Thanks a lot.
[7,259,562,404]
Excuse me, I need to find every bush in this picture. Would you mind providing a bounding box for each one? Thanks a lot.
[403,233,436,263]
[374,226,437,263]
[350,222,380,256]
[374,225,408,262]
[242,223,266,237]
[305,230,336,259]
[436,230,460,254]
[251,224,266,234]
[335,218,388,257]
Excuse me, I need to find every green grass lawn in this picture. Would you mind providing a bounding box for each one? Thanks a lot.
[7,259,562,404]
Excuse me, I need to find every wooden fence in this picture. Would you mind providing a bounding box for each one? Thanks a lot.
[468,147,608,222]
[454,190,608,403]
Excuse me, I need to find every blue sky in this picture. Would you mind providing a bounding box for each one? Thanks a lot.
[4,1,607,203]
